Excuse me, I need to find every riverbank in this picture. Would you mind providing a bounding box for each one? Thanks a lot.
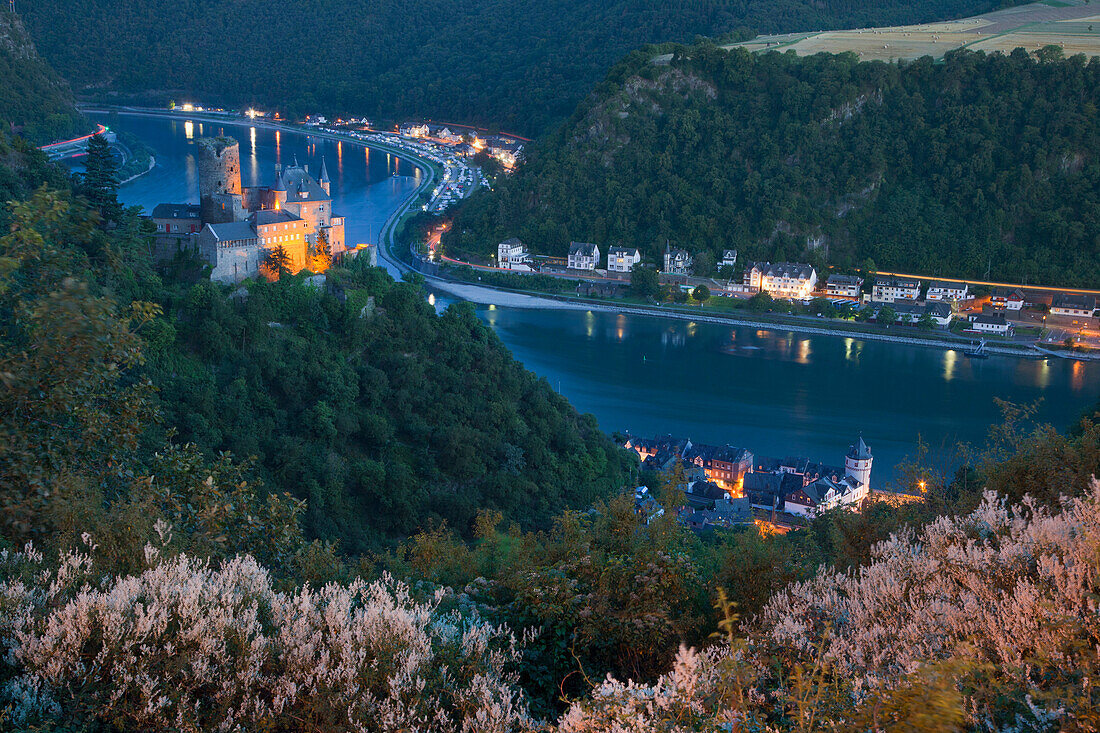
[80,106,439,191]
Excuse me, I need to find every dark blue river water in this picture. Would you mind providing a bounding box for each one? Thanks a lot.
[105,113,1100,487]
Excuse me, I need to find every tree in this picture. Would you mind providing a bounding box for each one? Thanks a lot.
[747,291,773,312]
[691,251,714,277]
[856,305,876,322]
[261,245,292,279]
[630,265,660,299]
[900,313,914,325]
[718,264,735,282]
[79,133,121,224]
[309,230,331,272]
[878,305,897,325]
[918,312,935,330]
[691,285,710,303]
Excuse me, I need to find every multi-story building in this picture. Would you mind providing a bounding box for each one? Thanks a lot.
[926,280,969,302]
[826,274,863,298]
[989,288,1025,310]
[871,276,921,303]
[1051,293,1096,317]
[607,246,642,273]
[567,241,600,270]
[743,262,818,298]
[497,238,531,271]
[719,250,738,268]
[663,244,693,274]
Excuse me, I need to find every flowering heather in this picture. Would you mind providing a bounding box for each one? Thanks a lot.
[0,545,535,732]
[557,482,1100,731]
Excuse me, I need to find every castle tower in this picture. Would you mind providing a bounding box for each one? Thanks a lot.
[845,435,873,491]
[198,137,242,224]
[271,165,287,210]
[318,157,331,196]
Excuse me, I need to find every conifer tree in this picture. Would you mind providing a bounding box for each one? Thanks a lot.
[79,133,121,224]
[309,229,331,272]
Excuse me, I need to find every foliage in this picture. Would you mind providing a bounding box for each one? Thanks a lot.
[692,284,710,302]
[0,10,86,144]
[450,45,1100,286]
[630,264,660,298]
[78,133,121,223]
[22,0,1018,137]
[149,263,633,553]
[0,545,534,732]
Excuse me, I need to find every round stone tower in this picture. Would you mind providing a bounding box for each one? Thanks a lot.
[198,136,242,223]
[845,435,872,491]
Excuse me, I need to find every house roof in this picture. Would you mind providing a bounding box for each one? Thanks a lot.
[608,246,639,257]
[749,262,815,280]
[499,237,524,247]
[991,287,1024,299]
[874,275,921,288]
[828,274,863,285]
[1052,293,1096,311]
[974,312,1008,325]
[569,241,599,257]
[151,203,201,220]
[928,280,966,290]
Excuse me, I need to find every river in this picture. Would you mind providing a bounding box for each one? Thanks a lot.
[102,112,1100,486]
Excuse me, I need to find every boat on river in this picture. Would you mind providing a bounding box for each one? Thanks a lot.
[964,339,989,359]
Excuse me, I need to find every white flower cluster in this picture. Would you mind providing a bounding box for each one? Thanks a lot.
[0,546,535,732]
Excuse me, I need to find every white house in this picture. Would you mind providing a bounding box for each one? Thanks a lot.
[719,249,738,267]
[607,246,641,273]
[892,301,953,326]
[744,262,818,298]
[567,241,600,270]
[970,312,1013,336]
[826,274,863,298]
[497,238,531,271]
[663,244,693,274]
[990,288,1025,310]
[871,276,921,303]
[926,280,969,302]
[784,475,868,517]
[1051,293,1096,318]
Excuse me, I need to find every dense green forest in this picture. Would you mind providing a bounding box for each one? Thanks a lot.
[447,44,1100,287]
[0,10,87,143]
[20,0,1018,136]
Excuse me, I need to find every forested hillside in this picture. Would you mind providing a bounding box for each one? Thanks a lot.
[0,10,86,143]
[447,44,1100,287]
[21,0,1016,135]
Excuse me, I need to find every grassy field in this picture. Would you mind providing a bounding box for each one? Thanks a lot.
[726,0,1100,61]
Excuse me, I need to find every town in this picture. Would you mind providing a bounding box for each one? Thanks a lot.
[483,237,1099,351]
[625,433,886,533]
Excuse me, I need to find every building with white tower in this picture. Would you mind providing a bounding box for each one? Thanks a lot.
[845,435,873,491]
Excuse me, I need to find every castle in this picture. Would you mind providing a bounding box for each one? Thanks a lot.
[151,136,346,283]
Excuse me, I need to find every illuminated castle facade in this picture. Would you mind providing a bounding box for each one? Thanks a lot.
[154,136,345,283]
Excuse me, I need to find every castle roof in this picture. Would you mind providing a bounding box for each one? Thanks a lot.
[251,209,300,226]
[847,436,872,461]
[205,221,258,242]
[276,164,330,203]
[319,157,330,184]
